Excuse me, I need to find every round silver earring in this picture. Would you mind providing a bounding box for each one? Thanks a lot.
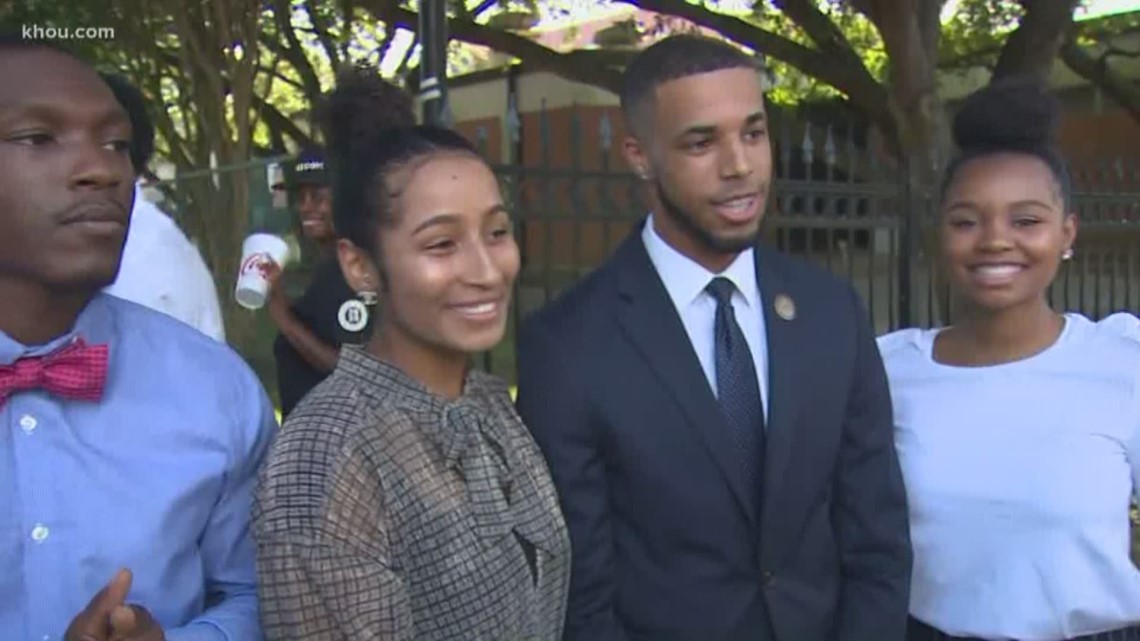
[338,298,369,332]
[1062,248,1074,261]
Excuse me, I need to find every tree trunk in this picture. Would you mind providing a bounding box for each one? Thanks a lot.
[992,0,1081,80]
[164,0,263,351]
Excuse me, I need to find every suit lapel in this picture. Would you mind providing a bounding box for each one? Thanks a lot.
[754,247,804,538]
[611,229,759,528]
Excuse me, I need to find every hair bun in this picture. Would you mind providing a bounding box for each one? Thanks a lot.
[952,75,1059,151]
[321,64,416,163]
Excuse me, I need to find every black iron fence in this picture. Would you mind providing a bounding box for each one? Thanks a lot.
[461,102,1140,354]
[151,104,1140,389]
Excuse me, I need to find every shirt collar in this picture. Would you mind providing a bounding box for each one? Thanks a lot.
[642,213,760,310]
[0,294,117,366]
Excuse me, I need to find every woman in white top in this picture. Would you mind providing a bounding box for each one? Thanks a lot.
[879,77,1140,641]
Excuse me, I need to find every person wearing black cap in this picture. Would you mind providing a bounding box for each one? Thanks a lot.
[267,148,373,419]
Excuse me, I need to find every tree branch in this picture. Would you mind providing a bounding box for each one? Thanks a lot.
[992,0,1079,79]
[361,0,624,93]
[304,0,344,71]
[228,0,262,160]
[256,54,283,149]
[375,22,400,66]
[396,33,420,80]
[470,0,498,18]
[916,0,945,65]
[253,92,316,148]
[211,0,236,59]
[172,6,230,153]
[775,0,895,109]
[259,35,319,98]
[256,65,308,92]
[774,0,863,60]
[1060,35,1140,124]
[1103,44,1140,60]
[1076,19,1140,43]
[620,0,892,141]
[626,0,852,88]
[269,0,324,102]
[848,0,942,153]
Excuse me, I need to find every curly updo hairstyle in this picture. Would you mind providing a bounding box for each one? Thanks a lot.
[319,64,480,258]
[940,75,1072,210]
[939,75,1071,208]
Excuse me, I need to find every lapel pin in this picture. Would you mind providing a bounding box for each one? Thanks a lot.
[774,294,796,321]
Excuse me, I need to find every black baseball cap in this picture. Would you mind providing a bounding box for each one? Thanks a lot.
[283,147,328,190]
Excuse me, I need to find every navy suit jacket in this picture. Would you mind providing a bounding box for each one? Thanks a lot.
[515,224,911,641]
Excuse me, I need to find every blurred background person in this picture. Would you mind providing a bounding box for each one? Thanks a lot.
[101,72,226,342]
[268,147,378,419]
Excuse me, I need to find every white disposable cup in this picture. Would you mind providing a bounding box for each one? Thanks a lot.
[234,233,290,310]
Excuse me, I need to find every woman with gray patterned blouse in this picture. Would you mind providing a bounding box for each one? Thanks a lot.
[252,66,571,640]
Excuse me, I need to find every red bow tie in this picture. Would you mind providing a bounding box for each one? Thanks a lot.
[0,339,109,406]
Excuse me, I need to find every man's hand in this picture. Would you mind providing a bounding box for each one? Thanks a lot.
[108,601,165,641]
[64,569,165,641]
[260,261,290,319]
[65,568,132,641]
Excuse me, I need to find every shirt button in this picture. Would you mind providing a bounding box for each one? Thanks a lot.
[30,524,49,542]
[19,415,37,433]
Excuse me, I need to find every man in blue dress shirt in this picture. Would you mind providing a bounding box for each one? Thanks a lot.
[0,36,277,641]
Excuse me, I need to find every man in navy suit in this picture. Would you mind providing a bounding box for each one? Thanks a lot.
[516,35,911,641]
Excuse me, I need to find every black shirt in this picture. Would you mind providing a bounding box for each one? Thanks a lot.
[274,256,372,418]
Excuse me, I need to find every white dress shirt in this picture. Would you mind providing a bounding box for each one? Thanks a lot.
[105,185,226,342]
[641,214,769,418]
[878,313,1140,640]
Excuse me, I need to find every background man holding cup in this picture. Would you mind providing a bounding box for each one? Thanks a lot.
[265,148,373,419]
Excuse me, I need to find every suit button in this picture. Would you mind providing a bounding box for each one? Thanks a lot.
[762,571,775,588]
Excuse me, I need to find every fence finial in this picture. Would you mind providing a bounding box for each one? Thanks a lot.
[440,96,454,128]
[539,98,550,148]
[475,125,488,153]
[779,115,792,177]
[506,92,521,144]
[570,103,582,166]
[824,125,836,166]
[600,111,613,151]
[802,122,814,169]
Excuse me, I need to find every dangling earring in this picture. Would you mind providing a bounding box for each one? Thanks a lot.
[338,288,376,333]
[1062,248,1074,261]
